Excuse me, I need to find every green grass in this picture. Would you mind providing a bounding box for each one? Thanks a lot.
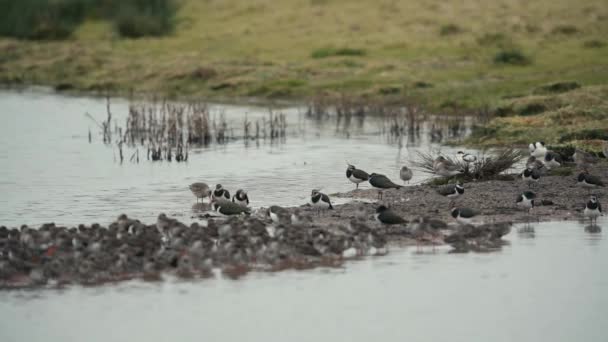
[0,0,607,111]
[0,0,176,39]
[463,85,608,150]
[493,49,531,66]
[311,47,366,58]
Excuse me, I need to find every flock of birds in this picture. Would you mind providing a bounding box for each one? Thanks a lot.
[2,143,606,287]
[523,141,605,224]
[189,142,606,233]
[186,150,477,228]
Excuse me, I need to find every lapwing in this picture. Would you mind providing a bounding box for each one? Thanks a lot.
[310,190,333,214]
[212,184,231,200]
[573,148,598,171]
[529,141,547,159]
[399,165,413,184]
[232,189,249,206]
[268,205,290,224]
[516,191,536,214]
[451,207,478,225]
[374,205,407,225]
[189,182,211,203]
[211,200,250,216]
[543,151,563,169]
[577,172,605,193]
[368,173,402,200]
[584,195,603,225]
[433,156,464,177]
[346,164,370,189]
[456,151,477,163]
[437,182,464,206]
[521,168,541,188]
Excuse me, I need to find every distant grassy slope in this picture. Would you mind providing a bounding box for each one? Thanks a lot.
[1,0,607,109]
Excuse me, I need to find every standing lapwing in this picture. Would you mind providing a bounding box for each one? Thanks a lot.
[211,200,250,216]
[584,195,603,225]
[516,191,536,216]
[232,189,249,206]
[451,207,478,225]
[577,172,605,193]
[521,168,541,188]
[399,165,413,184]
[267,205,290,224]
[543,151,563,169]
[346,164,370,189]
[573,148,598,171]
[212,184,231,200]
[310,189,333,214]
[368,173,402,200]
[189,182,211,203]
[433,156,464,178]
[374,205,407,225]
[529,141,547,159]
[456,151,477,164]
[437,182,464,207]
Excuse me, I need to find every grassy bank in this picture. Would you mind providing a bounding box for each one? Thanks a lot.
[0,0,607,111]
[463,84,608,150]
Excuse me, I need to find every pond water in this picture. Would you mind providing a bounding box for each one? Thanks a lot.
[0,89,474,227]
[0,219,606,342]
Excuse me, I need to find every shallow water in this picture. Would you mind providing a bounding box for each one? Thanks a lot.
[0,89,474,226]
[1,219,606,342]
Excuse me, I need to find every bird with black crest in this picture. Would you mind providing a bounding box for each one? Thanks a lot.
[346,163,370,189]
[368,173,402,200]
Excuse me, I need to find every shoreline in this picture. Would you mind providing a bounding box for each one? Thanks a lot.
[2,162,605,290]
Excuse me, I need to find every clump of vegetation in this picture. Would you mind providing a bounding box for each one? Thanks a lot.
[413,81,433,88]
[551,25,579,35]
[311,47,366,58]
[439,24,462,36]
[583,40,606,48]
[0,0,177,40]
[413,149,524,182]
[534,81,581,95]
[0,0,87,40]
[518,103,547,116]
[493,49,531,66]
[89,98,288,163]
[114,0,177,38]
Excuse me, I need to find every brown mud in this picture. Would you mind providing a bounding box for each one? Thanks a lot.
[1,164,605,289]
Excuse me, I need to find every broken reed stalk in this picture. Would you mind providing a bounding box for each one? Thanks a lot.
[412,149,524,181]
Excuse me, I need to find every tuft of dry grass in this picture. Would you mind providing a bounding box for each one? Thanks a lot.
[413,149,524,181]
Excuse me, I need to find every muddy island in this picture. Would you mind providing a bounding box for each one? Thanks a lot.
[1,160,605,289]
